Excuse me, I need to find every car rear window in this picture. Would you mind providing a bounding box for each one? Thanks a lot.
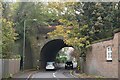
[47,62,54,65]
[66,61,72,64]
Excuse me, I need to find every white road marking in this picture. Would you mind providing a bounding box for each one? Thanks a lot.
[53,70,61,80]
[53,73,56,78]
[26,73,32,80]
[26,71,38,80]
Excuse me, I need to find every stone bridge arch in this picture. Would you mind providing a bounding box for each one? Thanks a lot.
[23,26,71,70]
[40,39,70,69]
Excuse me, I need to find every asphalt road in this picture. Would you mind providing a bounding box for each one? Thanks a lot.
[12,63,78,79]
[30,69,76,79]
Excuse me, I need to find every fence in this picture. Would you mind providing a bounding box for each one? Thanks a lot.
[0,59,20,79]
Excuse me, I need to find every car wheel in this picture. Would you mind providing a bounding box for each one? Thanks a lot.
[65,66,67,69]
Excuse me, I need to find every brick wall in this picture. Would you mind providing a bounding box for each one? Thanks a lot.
[84,32,120,78]
[118,32,120,79]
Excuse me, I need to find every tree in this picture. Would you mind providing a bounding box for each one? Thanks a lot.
[2,18,18,58]
[75,2,119,40]
[48,24,91,72]
[2,1,119,69]
[0,2,2,58]
[46,2,90,73]
[56,53,67,63]
[47,2,119,73]
[47,2,91,58]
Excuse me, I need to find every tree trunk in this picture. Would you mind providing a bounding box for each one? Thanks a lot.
[76,57,84,73]
[80,57,84,73]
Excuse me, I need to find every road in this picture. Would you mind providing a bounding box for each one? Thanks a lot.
[13,63,78,79]
[28,63,78,79]
[30,69,76,79]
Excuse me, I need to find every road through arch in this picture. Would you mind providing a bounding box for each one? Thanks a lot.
[40,39,69,69]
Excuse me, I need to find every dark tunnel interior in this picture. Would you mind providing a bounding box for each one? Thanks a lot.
[40,39,69,68]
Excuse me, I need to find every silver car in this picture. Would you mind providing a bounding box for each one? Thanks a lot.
[46,62,56,70]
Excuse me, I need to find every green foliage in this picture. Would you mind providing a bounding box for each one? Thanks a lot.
[56,56,67,63]
[56,53,67,63]
[114,28,120,33]
[77,2,119,40]
[2,18,18,58]
[48,24,91,56]
[48,2,119,57]
[0,3,2,58]
[2,2,119,59]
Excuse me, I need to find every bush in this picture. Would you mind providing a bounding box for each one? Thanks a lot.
[2,54,20,59]
[114,28,120,33]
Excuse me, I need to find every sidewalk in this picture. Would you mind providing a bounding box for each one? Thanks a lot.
[71,70,104,78]
[12,69,38,79]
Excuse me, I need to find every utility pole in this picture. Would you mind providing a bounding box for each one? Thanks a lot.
[23,19,37,70]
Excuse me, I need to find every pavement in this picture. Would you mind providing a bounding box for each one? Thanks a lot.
[12,69,38,79]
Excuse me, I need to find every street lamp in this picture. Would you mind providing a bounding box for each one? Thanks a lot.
[23,19,37,70]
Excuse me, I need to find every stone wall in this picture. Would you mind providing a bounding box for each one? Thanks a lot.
[27,27,54,69]
[84,32,120,78]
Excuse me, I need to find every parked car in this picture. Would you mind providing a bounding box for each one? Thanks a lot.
[65,61,73,69]
[46,62,56,70]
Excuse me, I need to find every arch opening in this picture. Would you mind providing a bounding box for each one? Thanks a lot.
[56,47,75,62]
[40,39,71,69]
